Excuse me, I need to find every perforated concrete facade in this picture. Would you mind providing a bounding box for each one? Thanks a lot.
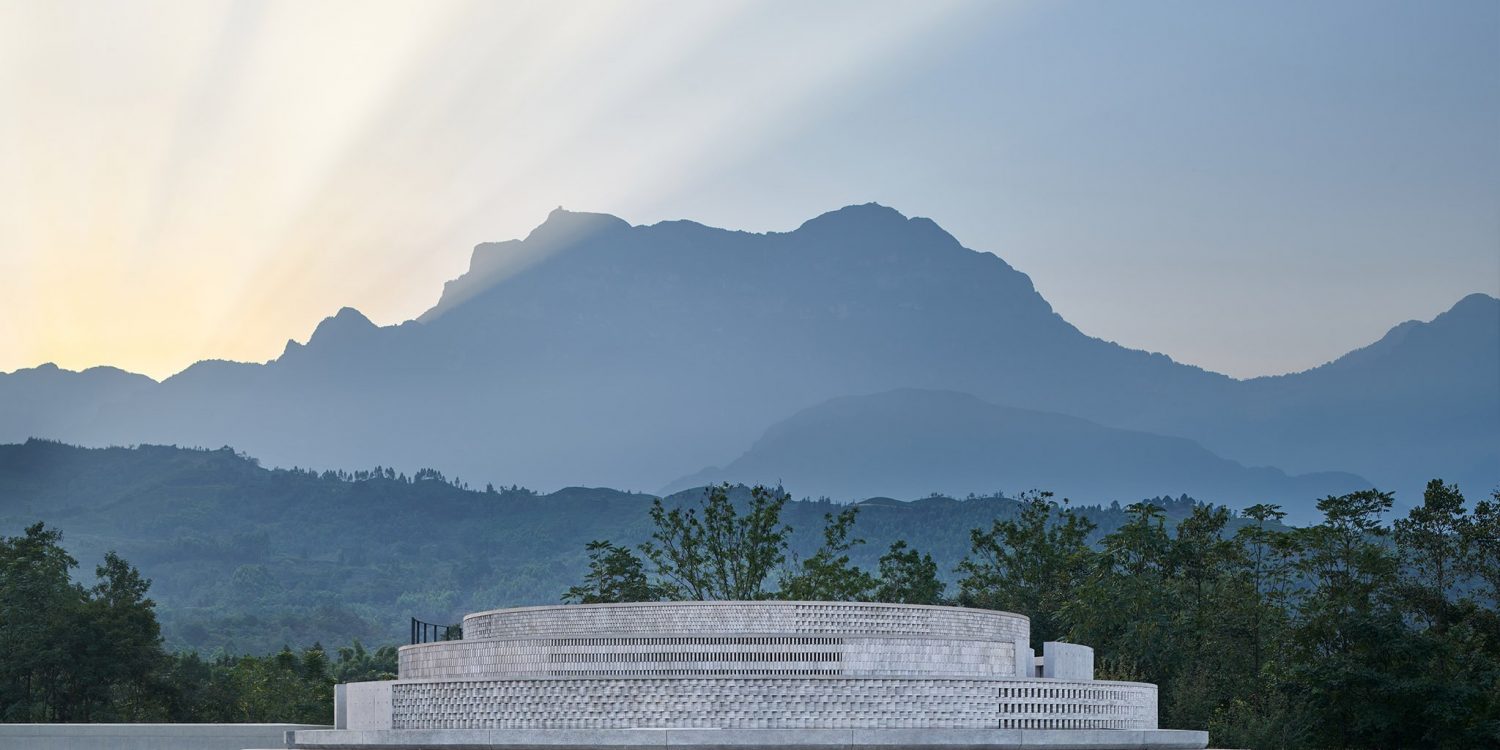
[308,602,1205,749]
[388,676,1157,731]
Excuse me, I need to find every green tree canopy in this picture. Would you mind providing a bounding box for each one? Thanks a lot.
[639,483,792,601]
[874,540,946,605]
[956,491,1097,642]
[564,540,672,604]
[778,507,878,602]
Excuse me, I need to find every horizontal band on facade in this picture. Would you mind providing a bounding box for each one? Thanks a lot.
[400,635,1017,680]
[462,601,1029,641]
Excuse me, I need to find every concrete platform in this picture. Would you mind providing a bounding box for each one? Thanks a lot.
[286,727,1210,749]
[0,723,327,750]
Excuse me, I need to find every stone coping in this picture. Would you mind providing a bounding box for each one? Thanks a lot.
[463,601,1028,623]
[286,727,1208,749]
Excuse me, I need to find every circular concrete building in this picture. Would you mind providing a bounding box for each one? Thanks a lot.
[289,601,1207,749]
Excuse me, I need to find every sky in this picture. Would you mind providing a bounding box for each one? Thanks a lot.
[0,0,1496,380]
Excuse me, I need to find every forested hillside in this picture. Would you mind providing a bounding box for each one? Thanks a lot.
[0,439,1251,653]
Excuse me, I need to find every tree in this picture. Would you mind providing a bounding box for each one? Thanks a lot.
[1289,490,1408,749]
[1296,490,1398,625]
[1200,502,1310,748]
[1066,502,1175,684]
[1388,483,1500,749]
[150,652,240,722]
[640,483,791,601]
[0,523,80,721]
[75,551,165,720]
[957,491,1096,642]
[1231,503,1298,679]
[0,525,166,722]
[874,540,945,605]
[229,646,334,723]
[1462,490,1500,608]
[563,540,671,604]
[1393,480,1468,630]
[334,641,398,683]
[1161,504,1251,729]
[778,508,877,602]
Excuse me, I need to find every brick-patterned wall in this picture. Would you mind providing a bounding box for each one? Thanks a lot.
[995,680,1152,729]
[462,602,1027,642]
[389,676,1158,730]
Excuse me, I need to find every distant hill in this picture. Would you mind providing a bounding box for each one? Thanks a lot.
[0,205,1494,514]
[666,389,1369,522]
[0,440,1264,654]
[1222,292,1499,488]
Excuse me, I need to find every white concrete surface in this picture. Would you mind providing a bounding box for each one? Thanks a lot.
[337,680,394,730]
[1043,642,1095,681]
[1013,637,1032,678]
[0,723,325,750]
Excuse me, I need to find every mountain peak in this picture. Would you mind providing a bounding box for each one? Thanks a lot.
[1444,292,1499,319]
[794,202,908,231]
[526,207,631,243]
[789,203,963,256]
[307,307,376,344]
[419,208,634,323]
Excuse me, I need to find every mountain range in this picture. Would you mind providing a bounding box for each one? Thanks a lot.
[2,204,1495,515]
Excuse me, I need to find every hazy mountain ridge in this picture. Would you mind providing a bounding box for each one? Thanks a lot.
[665,388,1370,522]
[1,204,1494,511]
[1210,291,1499,481]
[1249,292,1495,379]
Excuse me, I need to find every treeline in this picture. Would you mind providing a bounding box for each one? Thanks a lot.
[0,523,395,723]
[2,440,1237,654]
[567,481,1500,749]
[281,462,519,494]
[0,438,1260,651]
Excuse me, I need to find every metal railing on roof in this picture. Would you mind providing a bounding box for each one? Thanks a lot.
[410,617,462,644]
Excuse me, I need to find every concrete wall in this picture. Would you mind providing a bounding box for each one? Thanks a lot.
[1012,637,1036,678]
[0,723,325,750]
[337,681,394,730]
[1041,642,1094,681]
[461,601,1029,642]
